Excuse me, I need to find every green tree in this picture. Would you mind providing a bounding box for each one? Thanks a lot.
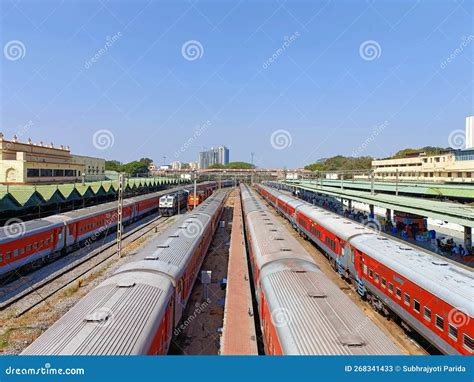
[105,160,122,172]
[305,156,372,172]
[225,162,255,169]
[209,163,225,169]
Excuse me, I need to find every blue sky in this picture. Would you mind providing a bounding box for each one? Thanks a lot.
[1,0,473,168]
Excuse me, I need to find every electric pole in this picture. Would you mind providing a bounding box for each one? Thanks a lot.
[117,173,124,258]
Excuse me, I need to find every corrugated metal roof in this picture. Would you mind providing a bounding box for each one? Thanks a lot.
[261,261,401,355]
[284,181,474,227]
[22,272,173,355]
[0,177,185,210]
[287,179,474,199]
[351,235,473,315]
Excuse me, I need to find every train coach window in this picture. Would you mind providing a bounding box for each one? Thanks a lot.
[368,269,373,278]
[404,293,410,306]
[374,273,379,283]
[423,307,431,321]
[448,324,458,341]
[0,254,3,263]
[27,245,32,252]
[388,283,393,293]
[381,278,386,288]
[20,248,25,255]
[14,249,18,258]
[395,288,401,299]
[435,315,444,331]
[6,252,11,260]
[413,300,420,313]
[463,334,473,353]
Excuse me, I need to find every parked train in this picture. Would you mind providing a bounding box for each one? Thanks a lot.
[159,190,189,216]
[187,179,233,211]
[255,183,473,355]
[240,184,400,355]
[22,191,227,355]
[0,182,218,278]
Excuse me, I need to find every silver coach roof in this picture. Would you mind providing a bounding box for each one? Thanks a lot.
[22,271,173,355]
[242,187,315,270]
[350,234,474,316]
[260,259,401,355]
[115,192,225,281]
[261,184,375,240]
[117,213,211,282]
[0,215,66,244]
[277,193,306,211]
[241,184,267,215]
[297,204,375,240]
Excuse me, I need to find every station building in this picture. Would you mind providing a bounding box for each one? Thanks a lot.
[372,116,474,183]
[372,149,474,183]
[0,134,106,184]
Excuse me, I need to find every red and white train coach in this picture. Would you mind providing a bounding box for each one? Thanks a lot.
[0,192,162,277]
[240,184,401,355]
[22,191,227,355]
[255,183,473,355]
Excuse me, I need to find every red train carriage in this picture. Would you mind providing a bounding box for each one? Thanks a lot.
[241,184,401,355]
[255,183,473,355]
[22,191,227,355]
[0,217,66,276]
[0,192,161,277]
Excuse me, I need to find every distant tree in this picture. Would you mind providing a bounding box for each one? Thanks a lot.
[225,162,255,169]
[392,146,447,159]
[139,157,153,166]
[304,162,324,172]
[105,160,122,172]
[105,158,156,176]
[121,161,149,176]
[181,163,190,169]
[209,163,225,169]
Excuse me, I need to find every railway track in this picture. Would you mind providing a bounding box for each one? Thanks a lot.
[0,215,171,316]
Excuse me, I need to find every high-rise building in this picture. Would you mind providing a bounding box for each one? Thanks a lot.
[170,160,182,170]
[466,116,474,149]
[198,146,229,169]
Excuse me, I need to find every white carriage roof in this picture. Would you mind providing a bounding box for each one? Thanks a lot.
[0,216,65,243]
[297,204,375,240]
[22,271,173,355]
[260,259,401,355]
[350,234,473,315]
[261,184,375,240]
[243,187,315,270]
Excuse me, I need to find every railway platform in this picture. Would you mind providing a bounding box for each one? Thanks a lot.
[221,190,258,355]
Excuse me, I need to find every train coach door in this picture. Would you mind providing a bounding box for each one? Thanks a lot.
[175,279,184,324]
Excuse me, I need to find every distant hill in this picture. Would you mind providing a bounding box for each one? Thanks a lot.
[304,156,372,172]
[305,146,452,172]
[389,146,448,159]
